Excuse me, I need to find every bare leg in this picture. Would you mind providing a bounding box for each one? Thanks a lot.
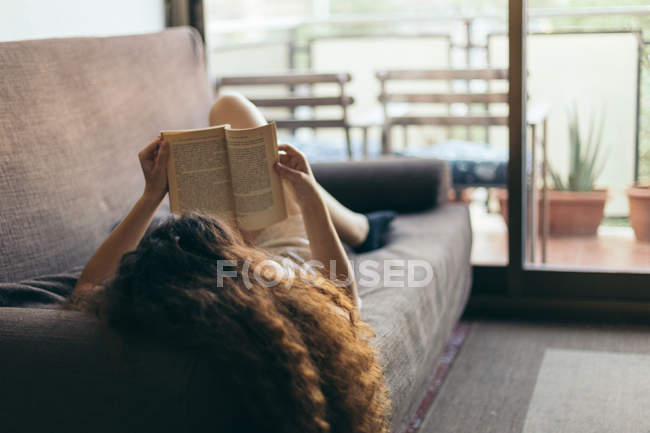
[316,184,368,247]
[209,92,369,246]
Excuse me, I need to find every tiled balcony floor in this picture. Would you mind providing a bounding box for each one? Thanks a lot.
[470,202,650,272]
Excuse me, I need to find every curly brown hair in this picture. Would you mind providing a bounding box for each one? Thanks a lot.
[100,214,390,433]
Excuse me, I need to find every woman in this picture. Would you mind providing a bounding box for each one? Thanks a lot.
[71,94,391,433]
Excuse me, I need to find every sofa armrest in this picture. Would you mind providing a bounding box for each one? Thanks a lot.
[0,307,190,433]
[311,157,451,213]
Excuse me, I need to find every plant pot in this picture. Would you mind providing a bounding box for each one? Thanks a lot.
[547,190,607,236]
[495,189,607,236]
[449,188,474,204]
[627,185,650,242]
[496,188,509,222]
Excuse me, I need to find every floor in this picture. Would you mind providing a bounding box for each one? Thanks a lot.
[418,320,650,433]
[470,201,650,272]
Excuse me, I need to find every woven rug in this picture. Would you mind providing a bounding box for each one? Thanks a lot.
[417,321,650,433]
[523,349,650,433]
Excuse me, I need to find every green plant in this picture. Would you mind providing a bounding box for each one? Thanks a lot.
[639,148,650,185]
[549,105,606,191]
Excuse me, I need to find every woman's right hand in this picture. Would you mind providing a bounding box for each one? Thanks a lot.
[274,144,320,205]
[139,137,170,203]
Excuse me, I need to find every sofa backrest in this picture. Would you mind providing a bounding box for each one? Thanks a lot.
[0,27,213,282]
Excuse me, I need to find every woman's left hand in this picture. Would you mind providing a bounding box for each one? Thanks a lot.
[139,137,170,202]
[274,144,319,204]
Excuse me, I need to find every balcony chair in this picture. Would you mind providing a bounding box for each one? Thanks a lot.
[377,67,550,262]
[376,68,516,192]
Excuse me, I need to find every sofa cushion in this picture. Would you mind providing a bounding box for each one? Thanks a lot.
[0,201,175,309]
[398,139,508,187]
[0,307,194,433]
[351,203,472,432]
[312,157,450,214]
[0,28,212,283]
[0,267,81,309]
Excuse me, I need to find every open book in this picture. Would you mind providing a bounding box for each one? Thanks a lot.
[161,123,287,231]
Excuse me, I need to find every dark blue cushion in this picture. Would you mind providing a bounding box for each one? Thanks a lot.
[397,139,508,187]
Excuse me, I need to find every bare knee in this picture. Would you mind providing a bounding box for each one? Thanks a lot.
[212,92,249,112]
[209,92,266,129]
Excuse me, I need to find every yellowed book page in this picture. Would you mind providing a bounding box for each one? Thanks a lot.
[162,125,236,224]
[225,123,287,231]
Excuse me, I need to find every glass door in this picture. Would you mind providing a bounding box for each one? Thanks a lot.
[509,0,650,299]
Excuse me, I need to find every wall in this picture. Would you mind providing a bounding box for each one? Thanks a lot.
[0,0,165,42]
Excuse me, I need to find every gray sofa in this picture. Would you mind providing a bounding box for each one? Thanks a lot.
[0,28,472,433]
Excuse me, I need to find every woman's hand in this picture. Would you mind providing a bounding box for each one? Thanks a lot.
[275,144,359,303]
[274,144,320,205]
[139,137,170,203]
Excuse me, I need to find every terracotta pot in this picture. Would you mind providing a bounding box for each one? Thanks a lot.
[496,188,509,222]
[449,188,474,204]
[495,189,607,236]
[627,185,650,242]
[547,190,607,236]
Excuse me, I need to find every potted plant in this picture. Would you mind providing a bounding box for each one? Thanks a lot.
[497,106,608,236]
[626,149,650,242]
[546,106,608,236]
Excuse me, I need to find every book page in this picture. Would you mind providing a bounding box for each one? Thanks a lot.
[162,125,236,224]
[225,123,287,231]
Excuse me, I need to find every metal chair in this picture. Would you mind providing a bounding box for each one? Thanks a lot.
[377,67,551,263]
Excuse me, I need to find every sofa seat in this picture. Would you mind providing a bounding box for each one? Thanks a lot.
[0,205,471,433]
[351,204,471,431]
